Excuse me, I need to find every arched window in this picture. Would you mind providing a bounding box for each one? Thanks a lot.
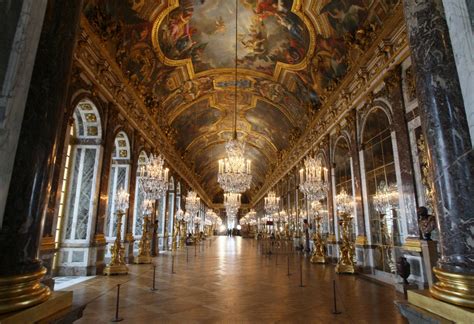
[362,108,400,274]
[132,151,148,250]
[105,131,131,241]
[56,99,102,273]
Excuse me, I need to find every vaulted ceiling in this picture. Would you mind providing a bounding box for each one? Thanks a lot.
[83,0,398,203]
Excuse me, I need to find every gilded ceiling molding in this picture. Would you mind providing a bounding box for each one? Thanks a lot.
[166,90,299,129]
[251,6,410,206]
[76,15,213,206]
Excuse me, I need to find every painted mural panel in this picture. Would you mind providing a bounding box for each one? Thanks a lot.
[157,0,310,74]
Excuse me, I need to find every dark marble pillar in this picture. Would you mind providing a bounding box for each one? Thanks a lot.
[92,103,111,274]
[347,111,366,237]
[124,134,138,263]
[0,0,82,314]
[403,0,474,308]
[384,68,419,239]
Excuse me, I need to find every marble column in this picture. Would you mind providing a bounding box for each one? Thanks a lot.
[347,111,366,238]
[403,0,474,308]
[0,0,83,314]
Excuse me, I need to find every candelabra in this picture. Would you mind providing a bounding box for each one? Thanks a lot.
[373,181,399,273]
[104,187,129,275]
[299,156,329,201]
[335,188,355,274]
[135,199,152,264]
[310,201,326,264]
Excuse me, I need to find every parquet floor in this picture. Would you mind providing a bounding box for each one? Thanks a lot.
[66,236,406,323]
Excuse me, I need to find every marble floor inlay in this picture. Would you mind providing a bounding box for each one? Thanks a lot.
[62,237,406,323]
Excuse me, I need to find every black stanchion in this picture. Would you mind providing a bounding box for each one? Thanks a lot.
[186,246,189,263]
[194,243,197,257]
[171,255,175,274]
[287,255,291,276]
[111,284,124,322]
[332,280,341,314]
[151,265,157,291]
[299,256,304,287]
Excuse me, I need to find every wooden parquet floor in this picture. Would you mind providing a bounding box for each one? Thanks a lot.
[67,236,406,323]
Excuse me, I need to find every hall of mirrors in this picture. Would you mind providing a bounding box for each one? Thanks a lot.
[0,0,473,323]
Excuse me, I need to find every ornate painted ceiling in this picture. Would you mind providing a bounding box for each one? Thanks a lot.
[83,0,399,203]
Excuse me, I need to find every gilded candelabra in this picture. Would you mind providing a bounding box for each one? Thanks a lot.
[310,214,326,264]
[172,217,179,251]
[135,216,151,264]
[179,220,187,248]
[335,212,355,274]
[104,210,128,275]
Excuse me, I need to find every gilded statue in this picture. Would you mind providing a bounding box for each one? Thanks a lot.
[417,206,436,241]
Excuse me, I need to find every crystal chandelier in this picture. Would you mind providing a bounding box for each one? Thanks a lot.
[373,181,398,214]
[224,192,241,211]
[299,155,328,201]
[217,0,252,194]
[185,191,200,216]
[138,153,169,199]
[264,191,280,215]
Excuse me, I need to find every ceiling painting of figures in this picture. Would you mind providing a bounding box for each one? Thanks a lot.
[82,0,401,203]
[155,0,311,75]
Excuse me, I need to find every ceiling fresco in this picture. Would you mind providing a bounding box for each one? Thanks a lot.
[155,0,310,74]
[83,0,400,203]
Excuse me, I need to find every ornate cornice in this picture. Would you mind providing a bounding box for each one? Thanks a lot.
[251,7,410,206]
[75,15,213,206]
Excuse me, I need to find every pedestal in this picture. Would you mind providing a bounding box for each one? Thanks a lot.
[0,291,73,324]
[421,240,439,289]
[397,290,474,324]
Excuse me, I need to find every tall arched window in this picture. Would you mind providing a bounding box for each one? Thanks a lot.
[56,99,102,272]
[362,108,400,274]
[105,131,131,242]
[132,151,148,251]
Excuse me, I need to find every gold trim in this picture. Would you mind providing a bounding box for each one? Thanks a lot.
[327,234,336,244]
[430,267,474,309]
[94,234,106,245]
[355,235,368,246]
[40,236,55,251]
[403,237,422,252]
[0,267,51,314]
[408,290,474,323]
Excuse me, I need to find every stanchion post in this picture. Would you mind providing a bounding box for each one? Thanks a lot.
[287,254,290,276]
[332,280,341,314]
[194,243,197,257]
[276,252,278,266]
[186,246,189,263]
[172,255,175,274]
[151,264,157,291]
[111,284,124,322]
[299,256,304,287]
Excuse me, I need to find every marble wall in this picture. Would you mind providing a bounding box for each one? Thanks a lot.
[442,0,474,145]
[0,0,47,227]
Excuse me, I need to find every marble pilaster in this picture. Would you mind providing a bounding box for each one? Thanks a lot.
[403,0,474,308]
[384,68,419,239]
[0,0,82,313]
